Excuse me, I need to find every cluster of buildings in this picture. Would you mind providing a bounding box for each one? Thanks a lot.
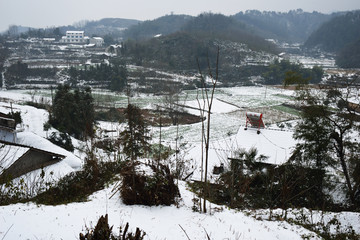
[59,31,104,47]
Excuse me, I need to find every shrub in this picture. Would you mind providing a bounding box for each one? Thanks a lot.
[25,101,49,110]
[7,111,22,125]
[120,161,179,206]
[47,132,74,152]
[79,214,146,240]
[0,169,53,205]
[34,161,122,205]
[95,107,125,122]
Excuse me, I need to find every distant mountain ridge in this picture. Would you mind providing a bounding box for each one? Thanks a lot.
[122,9,336,43]
[304,10,360,52]
[302,10,360,68]
[6,9,343,45]
[180,13,276,53]
[119,13,279,82]
[123,14,192,40]
[232,9,336,43]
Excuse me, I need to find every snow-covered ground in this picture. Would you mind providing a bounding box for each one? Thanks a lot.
[1,87,359,239]
[0,181,322,240]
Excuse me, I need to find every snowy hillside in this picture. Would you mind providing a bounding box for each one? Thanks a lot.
[0,181,322,240]
[1,87,360,239]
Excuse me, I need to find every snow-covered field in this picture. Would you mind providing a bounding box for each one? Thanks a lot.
[1,86,359,239]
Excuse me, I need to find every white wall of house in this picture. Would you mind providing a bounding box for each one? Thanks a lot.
[0,117,17,143]
[0,129,17,143]
[90,37,104,47]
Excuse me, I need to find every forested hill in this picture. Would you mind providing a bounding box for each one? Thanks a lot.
[123,14,193,40]
[181,13,277,54]
[122,10,334,44]
[120,13,279,84]
[336,39,360,68]
[232,9,333,43]
[123,13,277,53]
[9,10,339,45]
[304,10,360,53]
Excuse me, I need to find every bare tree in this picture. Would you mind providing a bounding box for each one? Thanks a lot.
[196,47,219,213]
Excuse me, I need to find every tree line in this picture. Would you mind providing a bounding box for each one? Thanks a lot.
[4,61,57,86]
[262,59,323,85]
[67,60,127,91]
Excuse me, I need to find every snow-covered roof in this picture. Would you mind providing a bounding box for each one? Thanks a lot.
[17,132,81,169]
[0,144,29,174]
[66,31,84,34]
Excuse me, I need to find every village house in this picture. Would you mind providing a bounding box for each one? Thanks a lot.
[0,113,66,182]
[90,37,104,47]
[0,140,65,183]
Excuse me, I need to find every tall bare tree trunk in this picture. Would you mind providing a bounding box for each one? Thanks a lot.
[197,47,219,213]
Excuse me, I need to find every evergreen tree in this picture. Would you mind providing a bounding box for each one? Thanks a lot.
[109,62,127,92]
[292,104,334,169]
[283,70,309,89]
[65,62,127,91]
[50,84,75,133]
[49,85,95,139]
[52,28,62,39]
[4,61,29,85]
[292,83,360,205]
[0,46,10,88]
[263,60,323,85]
[74,87,95,138]
[120,104,151,161]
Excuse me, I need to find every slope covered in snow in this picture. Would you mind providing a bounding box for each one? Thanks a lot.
[0,181,321,240]
[1,87,359,239]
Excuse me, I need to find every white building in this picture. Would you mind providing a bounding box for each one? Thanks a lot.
[60,31,86,43]
[90,37,104,47]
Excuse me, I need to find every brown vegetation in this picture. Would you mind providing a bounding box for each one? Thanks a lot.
[120,162,179,206]
[117,107,203,126]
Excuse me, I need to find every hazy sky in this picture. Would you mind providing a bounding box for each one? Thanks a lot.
[1,0,360,32]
